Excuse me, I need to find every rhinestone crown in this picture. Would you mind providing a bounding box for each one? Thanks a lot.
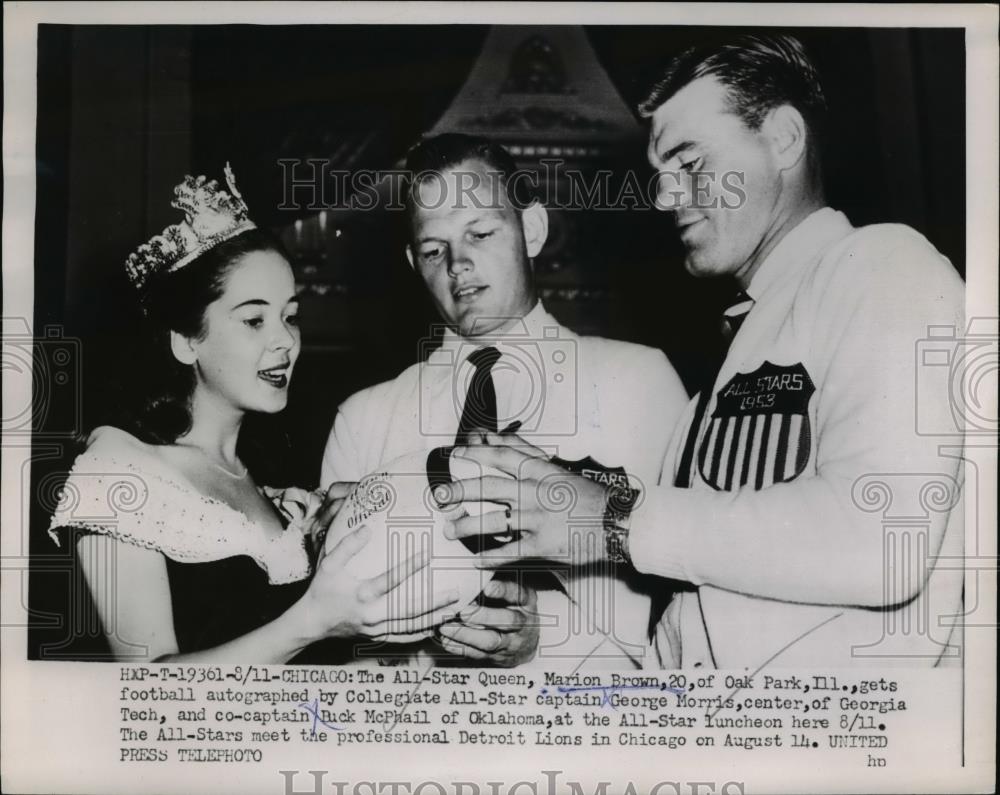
[125,163,256,294]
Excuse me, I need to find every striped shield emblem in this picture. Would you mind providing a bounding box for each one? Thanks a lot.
[698,361,815,492]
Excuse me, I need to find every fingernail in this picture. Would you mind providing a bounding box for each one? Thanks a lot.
[458,605,477,619]
[443,525,455,540]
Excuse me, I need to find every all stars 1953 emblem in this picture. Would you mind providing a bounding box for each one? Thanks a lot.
[698,361,816,491]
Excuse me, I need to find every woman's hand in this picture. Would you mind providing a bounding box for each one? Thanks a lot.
[303,482,355,558]
[297,523,463,644]
[264,482,355,558]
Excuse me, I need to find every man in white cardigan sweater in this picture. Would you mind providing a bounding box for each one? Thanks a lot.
[444,35,965,669]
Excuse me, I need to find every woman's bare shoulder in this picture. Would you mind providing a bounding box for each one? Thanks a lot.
[85,424,150,452]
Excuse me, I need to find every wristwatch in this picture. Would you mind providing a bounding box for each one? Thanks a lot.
[603,483,638,564]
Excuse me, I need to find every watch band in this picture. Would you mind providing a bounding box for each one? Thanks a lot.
[603,483,638,564]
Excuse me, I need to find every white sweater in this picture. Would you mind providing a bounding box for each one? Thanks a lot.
[631,208,966,668]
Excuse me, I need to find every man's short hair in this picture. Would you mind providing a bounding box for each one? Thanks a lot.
[638,33,827,165]
[404,133,535,214]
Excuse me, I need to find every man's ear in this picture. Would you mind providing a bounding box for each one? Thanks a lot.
[169,330,198,366]
[520,201,549,259]
[763,104,808,172]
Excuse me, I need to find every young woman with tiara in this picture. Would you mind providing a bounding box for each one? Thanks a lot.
[48,165,461,662]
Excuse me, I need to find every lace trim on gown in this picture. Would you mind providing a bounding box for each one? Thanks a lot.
[48,427,312,585]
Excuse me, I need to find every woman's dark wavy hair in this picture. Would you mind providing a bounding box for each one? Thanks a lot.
[119,227,295,482]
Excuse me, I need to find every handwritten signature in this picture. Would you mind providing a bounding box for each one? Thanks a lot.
[297,698,343,735]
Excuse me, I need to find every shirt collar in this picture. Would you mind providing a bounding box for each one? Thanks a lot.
[744,207,852,301]
[438,301,558,356]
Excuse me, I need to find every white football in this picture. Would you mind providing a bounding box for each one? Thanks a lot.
[323,448,511,641]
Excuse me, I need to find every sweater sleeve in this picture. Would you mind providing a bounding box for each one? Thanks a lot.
[628,227,965,608]
[630,347,690,486]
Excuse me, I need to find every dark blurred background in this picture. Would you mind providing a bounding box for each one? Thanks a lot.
[29,25,965,659]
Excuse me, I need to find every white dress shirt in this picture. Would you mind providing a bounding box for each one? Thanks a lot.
[323,302,687,669]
